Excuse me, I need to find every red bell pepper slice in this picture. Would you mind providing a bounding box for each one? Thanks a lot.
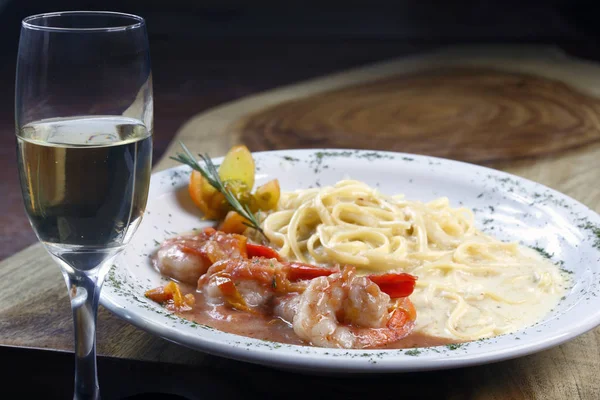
[286,262,335,281]
[246,243,282,261]
[367,273,417,298]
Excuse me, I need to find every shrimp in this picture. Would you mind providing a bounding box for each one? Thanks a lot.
[198,257,322,313]
[148,230,418,349]
[199,256,416,348]
[290,266,416,349]
[155,227,247,284]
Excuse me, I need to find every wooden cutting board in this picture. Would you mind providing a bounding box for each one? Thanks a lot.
[2,46,600,399]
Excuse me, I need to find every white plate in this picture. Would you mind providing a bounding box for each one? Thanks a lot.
[100,149,600,373]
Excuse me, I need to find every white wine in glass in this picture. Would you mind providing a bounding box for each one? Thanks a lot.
[15,12,153,400]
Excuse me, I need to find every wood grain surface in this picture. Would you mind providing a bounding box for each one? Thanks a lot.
[234,67,600,164]
[2,46,600,399]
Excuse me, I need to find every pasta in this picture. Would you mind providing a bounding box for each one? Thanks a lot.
[259,180,568,341]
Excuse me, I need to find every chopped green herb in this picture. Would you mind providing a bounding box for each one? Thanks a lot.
[405,349,422,356]
[531,246,553,259]
[315,151,353,160]
[578,221,600,250]
[358,152,393,161]
[560,268,573,275]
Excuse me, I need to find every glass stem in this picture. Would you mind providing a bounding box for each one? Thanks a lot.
[63,268,102,400]
[58,252,116,400]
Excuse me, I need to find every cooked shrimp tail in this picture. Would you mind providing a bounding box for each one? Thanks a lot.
[291,266,417,348]
[354,297,416,348]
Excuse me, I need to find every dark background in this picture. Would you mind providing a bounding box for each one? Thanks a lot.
[0,0,598,258]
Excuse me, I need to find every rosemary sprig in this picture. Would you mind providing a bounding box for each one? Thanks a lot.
[170,142,265,237]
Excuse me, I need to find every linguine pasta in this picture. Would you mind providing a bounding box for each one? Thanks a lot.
[258,180,568,341]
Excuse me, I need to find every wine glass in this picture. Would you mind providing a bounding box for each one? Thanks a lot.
[15,12,152,399]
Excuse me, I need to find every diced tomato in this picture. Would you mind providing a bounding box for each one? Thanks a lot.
[144,286,172,303]
[214,275,238,296]
[218,211,250,234]
[203,227,217,235]
[367,273,417,298]
[166,281,185,307]
[144,281,195,311]
[188,170,225,219]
